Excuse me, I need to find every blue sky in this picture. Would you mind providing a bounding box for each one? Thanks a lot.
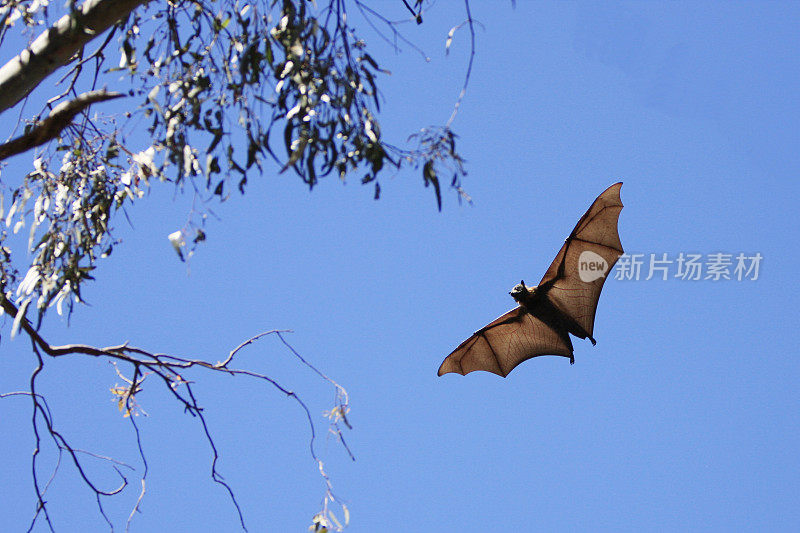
[1,2,799,531]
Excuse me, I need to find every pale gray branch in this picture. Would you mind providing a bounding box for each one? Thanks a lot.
[0,0,145,116]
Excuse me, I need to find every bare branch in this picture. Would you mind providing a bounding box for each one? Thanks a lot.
[1,293,352,531]
[446,0,477,128]
[124,409,147,532]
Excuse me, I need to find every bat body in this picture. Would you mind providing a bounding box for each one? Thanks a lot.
[438,183,624,377]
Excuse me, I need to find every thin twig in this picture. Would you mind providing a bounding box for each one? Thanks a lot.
[353,0,429,60]
[125,407,147,532]
[446,0,476,128]
[2,295,352,531]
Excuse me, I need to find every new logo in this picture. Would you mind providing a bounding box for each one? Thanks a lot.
[578,251,609,282]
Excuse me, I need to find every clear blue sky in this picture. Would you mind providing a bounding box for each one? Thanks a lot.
[1,2,798,531]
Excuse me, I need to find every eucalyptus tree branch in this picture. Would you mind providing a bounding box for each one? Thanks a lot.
[1,294,352,531]
[0,89,123,161]
[0,0,145,115]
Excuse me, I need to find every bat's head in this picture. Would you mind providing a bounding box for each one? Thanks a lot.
[509,280,534,303]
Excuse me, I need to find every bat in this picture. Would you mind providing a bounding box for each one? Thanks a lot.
[437,182,624,377]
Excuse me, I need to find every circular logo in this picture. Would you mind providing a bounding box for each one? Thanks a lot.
[578,251,609,282]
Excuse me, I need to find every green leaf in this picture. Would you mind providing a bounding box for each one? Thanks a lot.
[11,298,31,339]
[307,146,317,186]
[246,138,258,169]
[445,26,457,55]
[423,160,442,211]
[284,122,294,156]
[207,129,223,153]
[361,53,381,71]
[206,155,221,176]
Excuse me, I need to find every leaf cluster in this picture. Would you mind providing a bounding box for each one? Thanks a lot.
[124,0,460,204]
[1,0,469,323]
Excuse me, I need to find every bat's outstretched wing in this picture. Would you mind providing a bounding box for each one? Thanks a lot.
[437,307,574,377]
[538,182,624,342]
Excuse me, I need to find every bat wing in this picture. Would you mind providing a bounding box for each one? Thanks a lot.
[437,306,575,377]
[538,182,624,341]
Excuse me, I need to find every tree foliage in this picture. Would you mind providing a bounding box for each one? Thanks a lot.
[1,0,469,323]
[0,0,475,530]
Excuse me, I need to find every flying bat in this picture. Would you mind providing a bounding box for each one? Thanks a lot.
[438,182,624,377]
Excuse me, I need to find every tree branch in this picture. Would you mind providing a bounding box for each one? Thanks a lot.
[1,293,352,531]
[0,89,123,161]
[0,0,145,116]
